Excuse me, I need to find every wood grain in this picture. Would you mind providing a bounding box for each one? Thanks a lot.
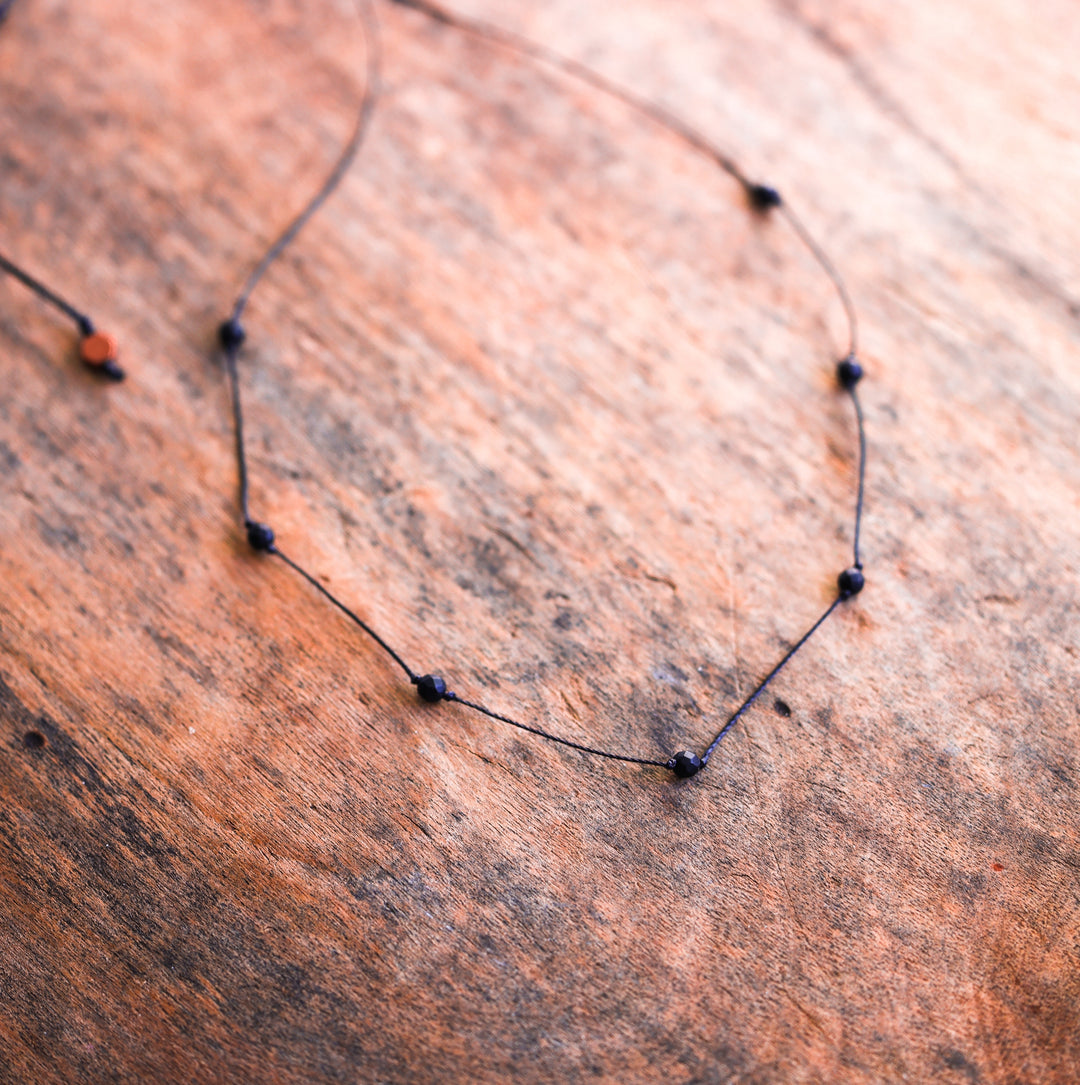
[1,0,1078,1081]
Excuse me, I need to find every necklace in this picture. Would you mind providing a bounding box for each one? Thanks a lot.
[0,251,124,380]
[2,0,867,781]
[0,0,123,378]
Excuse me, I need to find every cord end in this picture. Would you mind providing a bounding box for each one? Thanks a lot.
[668,750,703,778]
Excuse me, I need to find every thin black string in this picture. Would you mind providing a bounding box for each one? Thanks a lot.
[449,697,671,769]
[850,386,867,570]
[216,1,676,768]
[272,545,417,682]
[228,0,382,325]
[0,0,867,777]
[223,345,252,524]
[0,0,90,331]
[701,597,841,764]
[780,203,859,359]
[362,0,868,777]
[384,0,858,360]
[272,532,671,767]
[385,0,745,185]
[0,250,95,336]
[219,0,869,777]
[219,0,381,523]
[274,532,673,765]
[1,3,116,369]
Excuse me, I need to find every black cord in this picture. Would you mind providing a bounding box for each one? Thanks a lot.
[224,343,253,525]
[700,598,842,765]
[386,0,747,185]
[0,0,869,778]
[449,697,672,769]
[221,3,710,771]
[222,0,870,778]
[0,8,122,380]
[383,0,859,364]
[228,2,383,326]
[0,250,94,335]
[0,249,124,379]
[217,0,381,528]
[365,0,870,777]
[1,0,867,776]
[850,386,867,571]
[273,545,418,682]
[0,0,868,778]
[780,203,859,359]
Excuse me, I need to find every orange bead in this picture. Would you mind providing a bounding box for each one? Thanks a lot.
[79,331,118,367]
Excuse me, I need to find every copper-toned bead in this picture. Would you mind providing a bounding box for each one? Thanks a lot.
[79,331,118,368]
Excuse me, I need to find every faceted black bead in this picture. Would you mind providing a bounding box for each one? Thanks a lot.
[748,183,782,212]
[837,355,864,389]
[218,318,246,351]
[415,674,448,703]
[246,521,275,552]
[838,566,865,599]
[670,750,703,779]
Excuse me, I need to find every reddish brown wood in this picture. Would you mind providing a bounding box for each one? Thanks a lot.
[1,0,1078,1082]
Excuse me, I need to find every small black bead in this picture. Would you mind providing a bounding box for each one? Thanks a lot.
[748,183,782,212]
[838,566,865,599]
[837,355,864,389]
[415,674,448,703]
[77,315,95,337]
[219,318,246,351]
[246,521,275,552]
[670,750,703,779]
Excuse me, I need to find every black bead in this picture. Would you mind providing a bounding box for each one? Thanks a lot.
[748,183,782,212]
[838,567,865,599]
[837,355,864,389]
[77,315,95,337]
[670,750,703,779]
[218,318,246,351]
[415,674,448,703]
[246,521,275,552]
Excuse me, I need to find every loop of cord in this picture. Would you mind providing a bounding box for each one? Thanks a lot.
[219,0,870,777]
[0,0,870,778]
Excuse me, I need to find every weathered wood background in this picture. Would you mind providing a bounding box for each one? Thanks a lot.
[1,0,1078,1081]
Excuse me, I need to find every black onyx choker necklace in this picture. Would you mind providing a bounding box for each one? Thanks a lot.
[2,0,868,781]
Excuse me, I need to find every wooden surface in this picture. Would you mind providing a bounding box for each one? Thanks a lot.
[2,0,1079,1081]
